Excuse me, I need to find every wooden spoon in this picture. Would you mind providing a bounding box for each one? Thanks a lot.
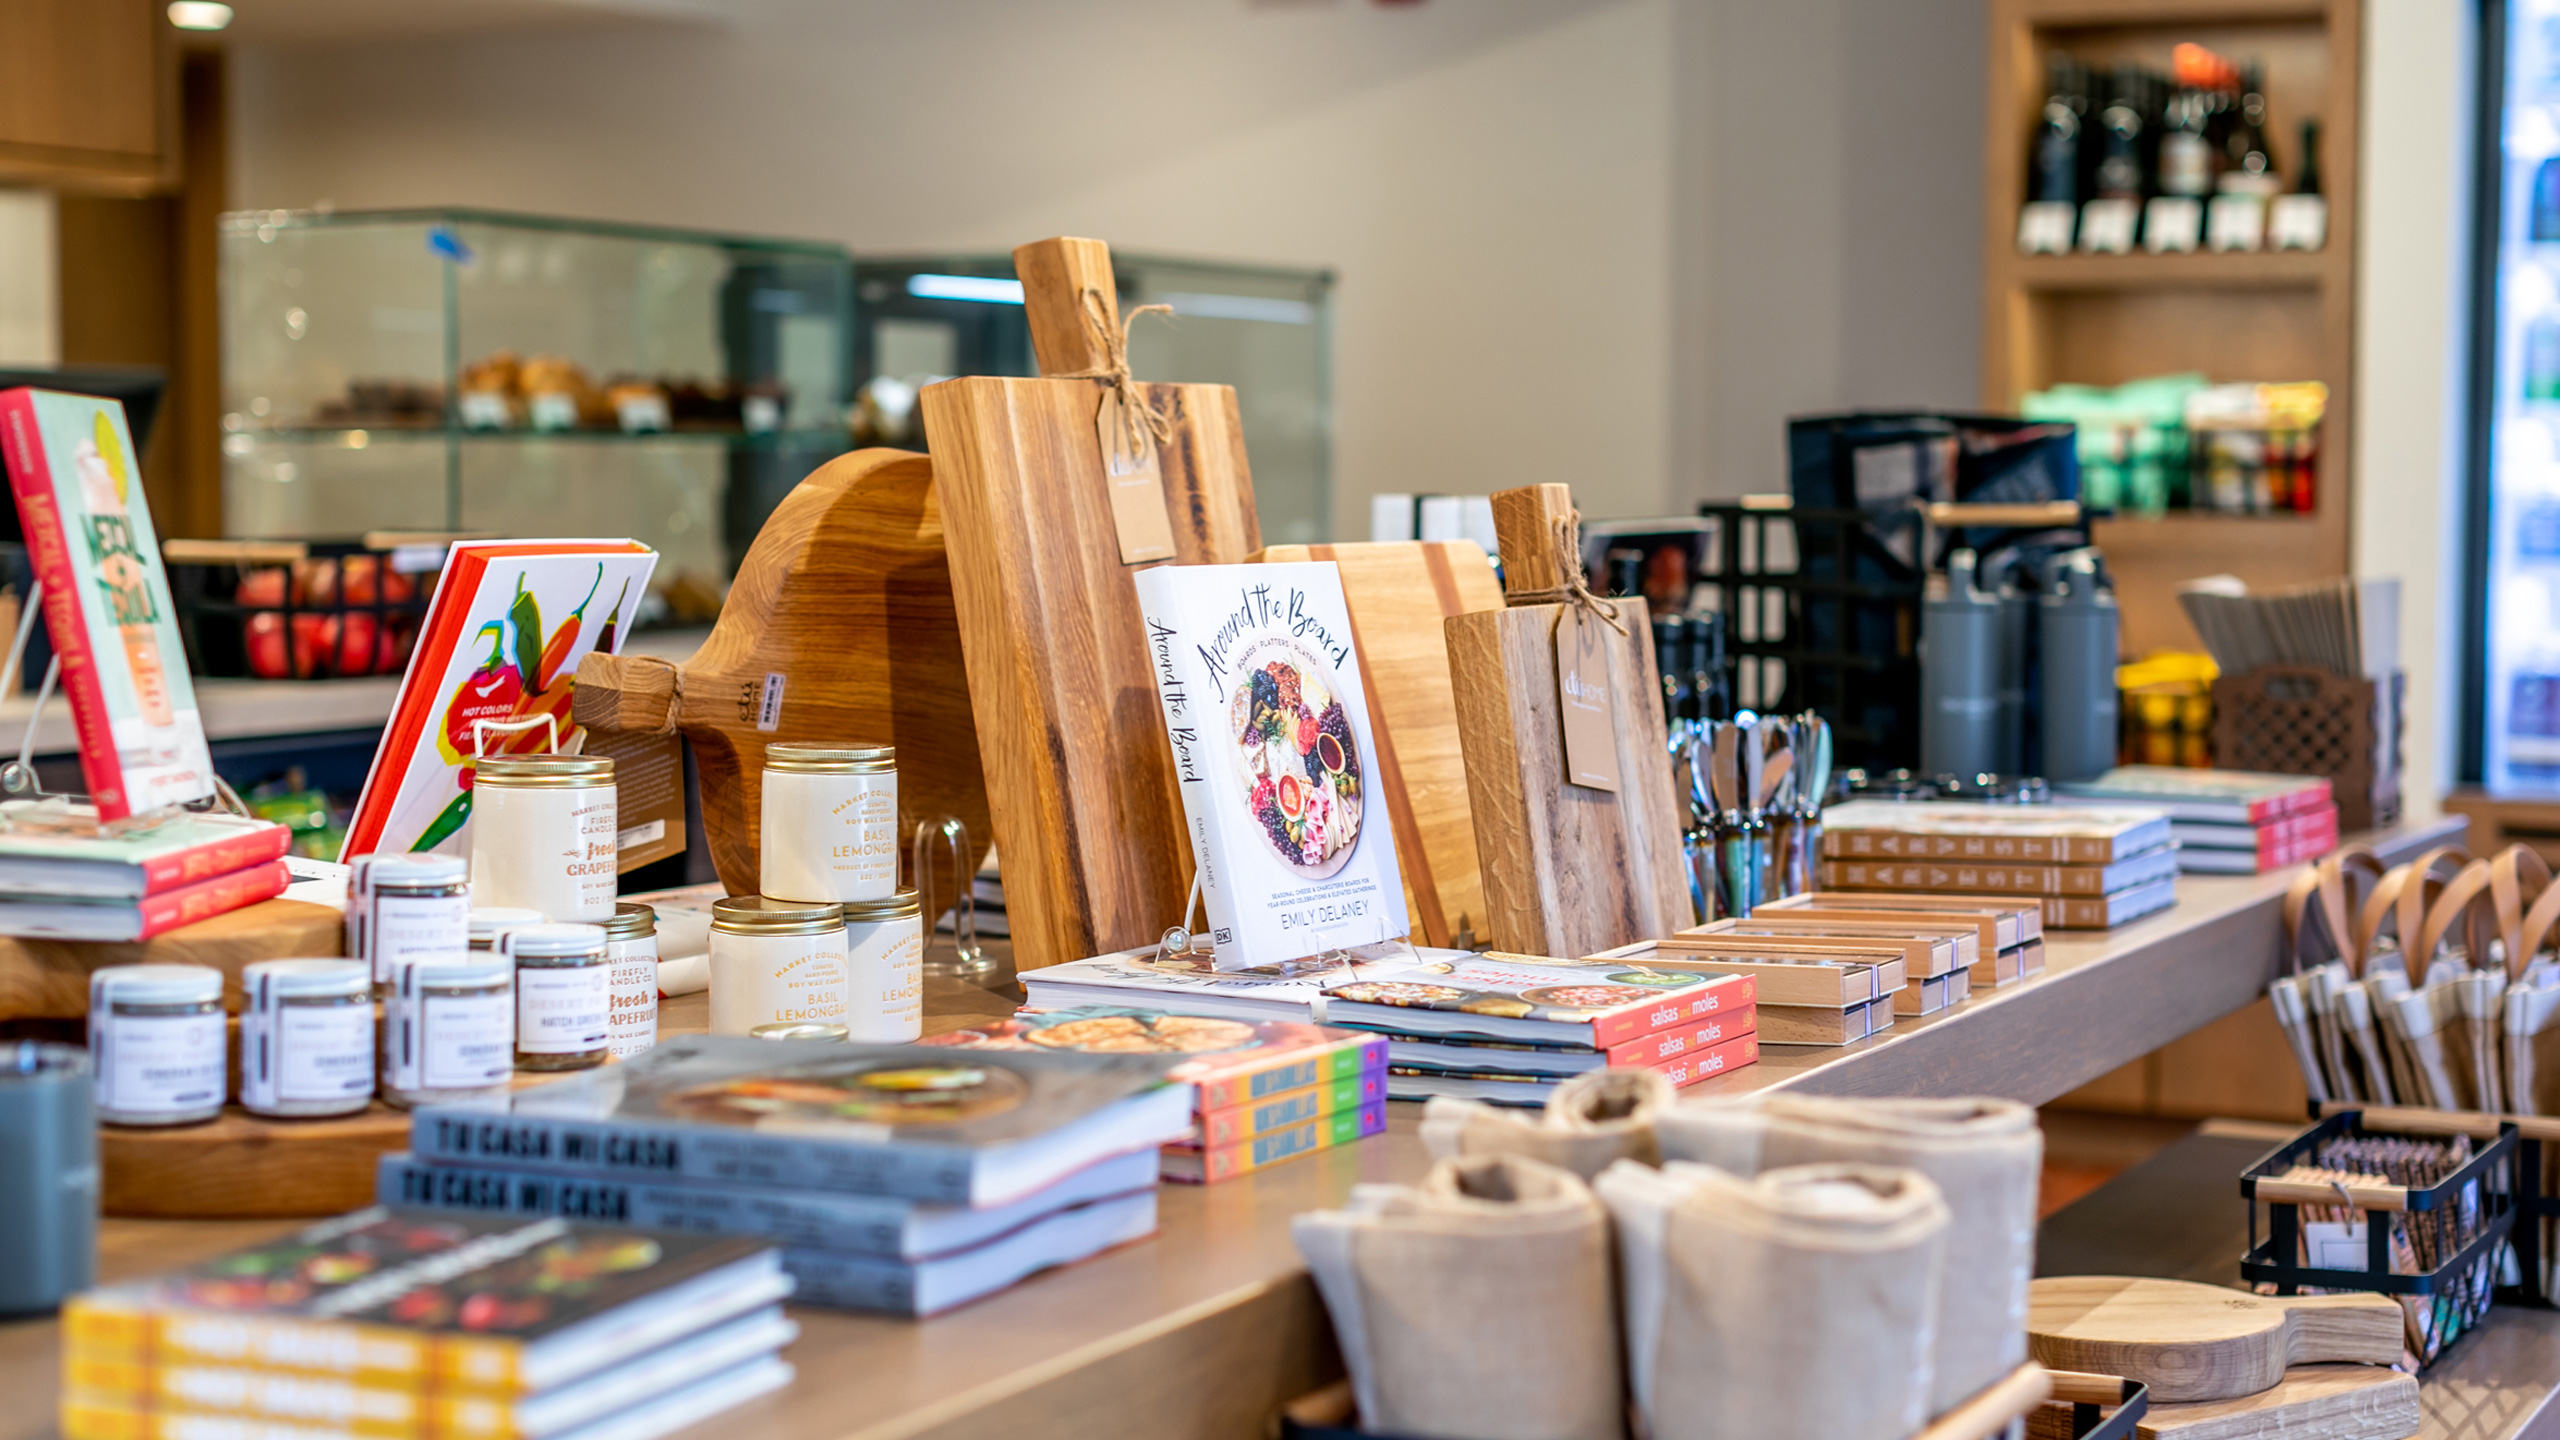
[2027,1276,2403,1403]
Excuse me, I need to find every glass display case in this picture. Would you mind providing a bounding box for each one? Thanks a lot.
[220,208,854,596]
[852,252,1334,545]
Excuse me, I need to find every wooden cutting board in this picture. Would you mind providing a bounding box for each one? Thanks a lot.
[1445,484,1690,956]
[1250,539,1502,948]
[920,237,1260,971]
[2028,1366,2421,1440]
[574,447,991,897]
[0,898,343,1022]
[2028,1276,2404,1403]
[102,1103,408,1217]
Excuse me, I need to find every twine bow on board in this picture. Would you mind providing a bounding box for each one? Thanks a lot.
[1510,507,1630,636]
[1063,288,1175,457]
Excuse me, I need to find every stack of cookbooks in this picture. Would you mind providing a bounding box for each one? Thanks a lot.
[926,1009,1388,1183]
[2055,765,2338,874]
[0,807,290,940]
[1812,800,2180,929]
[380,1036,1192,1316]
[1316,953,1757,1106]
[1018,943,1455,1023]
[60,1208,794,1440]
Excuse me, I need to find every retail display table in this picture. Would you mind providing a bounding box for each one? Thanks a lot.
[0,818,2474,1440]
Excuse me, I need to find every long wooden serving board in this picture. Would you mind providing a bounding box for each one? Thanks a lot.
[921,238,1260,970]
[1252,539,1502,948]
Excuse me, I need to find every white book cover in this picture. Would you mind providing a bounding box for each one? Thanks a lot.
[1133,563,1411,970]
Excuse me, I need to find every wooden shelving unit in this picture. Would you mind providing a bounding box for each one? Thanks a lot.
[1982,0,2361,655]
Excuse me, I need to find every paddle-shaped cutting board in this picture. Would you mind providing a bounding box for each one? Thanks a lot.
[573,448,992,896]
[1251,539,1503,948]
[920,237,1259,970]
[1446,483,1691,955]
[2028,1366,2420,1440]
[2028,1276,2404,1403]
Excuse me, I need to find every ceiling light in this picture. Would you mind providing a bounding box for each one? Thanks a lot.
[905,274,1024,304]
[167,3,233,31]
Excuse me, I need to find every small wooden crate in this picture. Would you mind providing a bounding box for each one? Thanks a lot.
[2209,665,2403,832]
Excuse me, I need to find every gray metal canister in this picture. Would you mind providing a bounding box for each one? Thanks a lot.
[0,1042,96,1315]
[2038,548,2121,782]
[1922,549,2005,780]
[1987,552,2033,776]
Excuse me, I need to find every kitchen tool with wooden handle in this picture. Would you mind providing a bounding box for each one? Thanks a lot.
[2028,1276,2403,1404]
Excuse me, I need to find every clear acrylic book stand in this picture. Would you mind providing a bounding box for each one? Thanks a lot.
[0,578,248,838]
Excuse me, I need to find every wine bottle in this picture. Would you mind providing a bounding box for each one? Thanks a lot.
[2032,54,2084,205]
[2295,118,2323,195]
[2094,66,2147,200]
[2158,85,2213,197]
[2219,62,2279,195]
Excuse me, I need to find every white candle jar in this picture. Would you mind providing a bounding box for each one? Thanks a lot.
[355,855,470,991]
[240,959,374,1118]
[759,743,898,903]
[708,897,848,1035]
[384,955,513,1109]
[468,907,547,953]
[603,902,659,1060]
[841,888,924,1043]
[504,923,612,1072]
[471,754,618,921]
[89,964,226,1127]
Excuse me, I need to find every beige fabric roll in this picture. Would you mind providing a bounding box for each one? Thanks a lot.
[1293,1154,1625,1440]
[1419,1067,1676,1179]
[2269,977,2331,1105]
[2301,960,2361,1101]
[2337,978,2400,1105]
[1655,1094,2038,1415]
[2506,980,2560,1116]
[1598,1159,1947,1440]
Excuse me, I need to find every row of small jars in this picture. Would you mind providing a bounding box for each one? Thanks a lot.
[86,901,658,1128]
[706,742,925,1040]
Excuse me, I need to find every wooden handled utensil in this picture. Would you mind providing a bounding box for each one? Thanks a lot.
[2027,1276,2403,1404]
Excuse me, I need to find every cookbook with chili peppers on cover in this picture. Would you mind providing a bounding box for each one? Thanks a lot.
[343,541,656,861]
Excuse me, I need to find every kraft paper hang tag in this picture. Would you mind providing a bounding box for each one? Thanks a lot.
[1097,386,1177,566]
[2302,1218,2370,1269]
[582,727,687,873]
[1557,606,1620,793]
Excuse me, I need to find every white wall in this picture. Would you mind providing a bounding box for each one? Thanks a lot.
[232,0,1678,527]
[2354,0,2475,816]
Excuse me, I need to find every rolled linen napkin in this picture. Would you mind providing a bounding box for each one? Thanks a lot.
[1656,1094,2038,1415]
[1293,1153,1624,1440]
[1597,1159,1947,1440]
[1418,1067,1677,1179]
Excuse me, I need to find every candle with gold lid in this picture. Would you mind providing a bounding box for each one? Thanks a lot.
[760,743,897,903]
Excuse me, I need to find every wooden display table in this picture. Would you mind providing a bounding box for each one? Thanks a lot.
[9,819,2531,1440]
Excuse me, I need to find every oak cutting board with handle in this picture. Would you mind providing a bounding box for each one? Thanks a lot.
[1251,539,1503,948]
[920,237,1259,970]
[2028,1366,2420,1440]
[574,447,992,896]
[2028,1276,2404,1404]
[1446,484,1691,956]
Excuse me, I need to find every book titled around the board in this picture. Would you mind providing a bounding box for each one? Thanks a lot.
[408,1037,1195,1207]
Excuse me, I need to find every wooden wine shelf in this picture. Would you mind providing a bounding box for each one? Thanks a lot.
[1999,249,2329,290]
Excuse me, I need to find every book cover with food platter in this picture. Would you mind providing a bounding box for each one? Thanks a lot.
[1133,562,1411,971]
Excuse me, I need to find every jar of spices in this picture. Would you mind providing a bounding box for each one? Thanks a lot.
[708,897,847,1035]
[240,960,373,1119]
[504,923,612,1071]
[471,754,618,921]
[749,1021,849,1042]
[88,964,226,1127]
[840,888,924,1043]
[383,955,513,1109]
[602,903,659,1060]
[759,744,897,903]
[354,855,470,992]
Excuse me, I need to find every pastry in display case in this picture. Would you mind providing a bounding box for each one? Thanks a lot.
[220,208,854,611]
[853,251,1334,546]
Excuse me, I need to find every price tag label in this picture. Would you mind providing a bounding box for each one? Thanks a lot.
[2143,196,2204,253]
[528,393,579,432]
[615,392,670,434]
[458,392,512,430]
[1097,386,1177,566]
[2077,199,2139,255]
[2015,201,2076,255]
[1557,605,1621,793]
[2270,195,2329,252]
[2208,194,2267,252]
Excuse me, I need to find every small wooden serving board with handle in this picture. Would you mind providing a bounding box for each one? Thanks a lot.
[2028,1276,2404,1404]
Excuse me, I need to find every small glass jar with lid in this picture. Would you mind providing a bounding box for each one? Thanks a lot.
[601,903,659,1060]
[240,959,374,1118]
[471,754,618,921]
[759,743,897,903]
[384,954,513,1109]
[708,897,848,1035]
[352,854,470,991]
[841,888,925,1043]
[88,964,227,1127]
[468,906,546,953]
[504,923,612,1071]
